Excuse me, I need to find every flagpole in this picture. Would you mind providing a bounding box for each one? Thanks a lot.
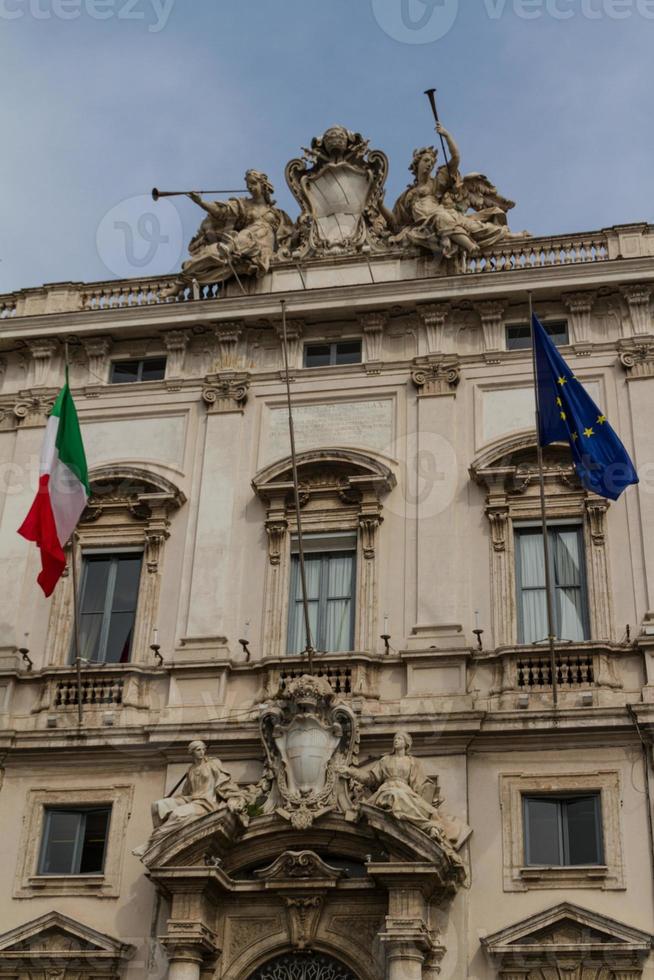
[528,294,559,707]
[64,343,84,728]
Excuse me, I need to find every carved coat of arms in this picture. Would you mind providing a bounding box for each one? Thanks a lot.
[259,674,358,829]
[285,126,391,257]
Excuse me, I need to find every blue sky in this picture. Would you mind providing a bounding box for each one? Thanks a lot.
[1,0,652,293]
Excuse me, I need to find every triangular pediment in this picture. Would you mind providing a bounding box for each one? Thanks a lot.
[0,911,134,961]
[483,902,652,965]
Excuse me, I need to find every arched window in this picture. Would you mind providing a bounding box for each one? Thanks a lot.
[248,952,359,980]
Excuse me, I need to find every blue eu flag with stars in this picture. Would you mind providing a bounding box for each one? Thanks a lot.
[532,314,638,501]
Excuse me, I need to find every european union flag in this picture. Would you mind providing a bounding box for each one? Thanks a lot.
[532,314,638,501]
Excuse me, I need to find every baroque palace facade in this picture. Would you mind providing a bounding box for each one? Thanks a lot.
[0,124,654,980]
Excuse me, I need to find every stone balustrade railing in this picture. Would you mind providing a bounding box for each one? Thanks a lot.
[0,224,650,320]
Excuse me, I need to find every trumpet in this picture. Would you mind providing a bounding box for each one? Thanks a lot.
[151,187,247,202]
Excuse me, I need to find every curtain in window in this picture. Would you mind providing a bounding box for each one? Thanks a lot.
[288,556,320,655]
[324,555,354,652]
[517,528,587,644]
[287,551,355,654]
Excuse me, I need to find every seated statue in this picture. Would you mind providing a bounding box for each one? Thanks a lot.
[338,731,470,865]
[391,122,529,260]
[134,740,249,856]
[162,169,293,298]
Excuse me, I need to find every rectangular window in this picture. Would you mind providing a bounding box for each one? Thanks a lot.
[515,525,589,644]
[287,534,356,654]
[110,357,167,383]
[39,806,111,875]
[75,554,142,664]
[506,320,569,351]
[304,340,362,368]
[523,794,603,866]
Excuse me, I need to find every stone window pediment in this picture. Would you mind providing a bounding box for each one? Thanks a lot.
[482,901,653,977]
[0,910,135,976]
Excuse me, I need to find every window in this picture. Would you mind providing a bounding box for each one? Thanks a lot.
[76,554,142,664]
[524,794,603,866]
[288,534,356,654]
[304,341,362,368]
[515,525,589,644]
[110,357,166,383]
[39,807,111,875]
[506,320,569,351]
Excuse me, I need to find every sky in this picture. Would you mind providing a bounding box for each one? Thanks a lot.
[1,0,653,294]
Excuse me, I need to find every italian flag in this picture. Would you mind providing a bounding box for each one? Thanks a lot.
[18,378,89,597]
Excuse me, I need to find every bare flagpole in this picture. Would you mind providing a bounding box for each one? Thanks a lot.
[528,293,559,707]
[279,300,315,673]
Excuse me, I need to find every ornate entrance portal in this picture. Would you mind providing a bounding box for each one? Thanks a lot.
[247,952,358,980]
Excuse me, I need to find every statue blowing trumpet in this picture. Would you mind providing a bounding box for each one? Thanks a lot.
[151,186,247,202]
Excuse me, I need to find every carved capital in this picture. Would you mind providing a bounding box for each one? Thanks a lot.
[487,506,509,552]
[163,328,192,377]
[563,290,596,345]
[265,518,288,565]
[12,391,56,428]
[284,896,323,950]
[416,302,450,354]
[275,319,305,366]
[214,321,244,369]
[476,299,508,352]
[202,373,250,413]
[359,311,387,363]
[359,514,382,560]
[618,339,654,379]
[585,498,609,546]
[144,527,170,573]
[621,283,652,335]
[411,356,460,397]
[25,339,58,387]
[81,336,112,384]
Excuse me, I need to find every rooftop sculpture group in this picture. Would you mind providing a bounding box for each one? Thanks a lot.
[160,121,529,297]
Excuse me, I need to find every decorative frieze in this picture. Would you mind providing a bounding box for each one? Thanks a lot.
[476,299,507,352]
[416,303,450,354]
[621,283,652,335]
[202,372,250,414]
[359,311,387,364]
[82,335,112,383]
[411,356,460,397]
[562,290,596,346]
[25,338,58,387]
[163,328,192,377]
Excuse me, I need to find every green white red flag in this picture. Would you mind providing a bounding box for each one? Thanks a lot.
[18,377,89,596]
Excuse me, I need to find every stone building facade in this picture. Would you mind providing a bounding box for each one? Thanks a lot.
[0,126,654,979]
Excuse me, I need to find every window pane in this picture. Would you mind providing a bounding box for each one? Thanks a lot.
[324,599,352,652]
[288,556,320,654]
[40,811,81,874]
[552,529,587,641]
[104,611,135,664]
[552,530,581,588]
[79,809,110,873]
[517,532,547,644]
[80,559,111,614]
[327,554,354,598]
[506,321,569,351]
[335,341,362,365]
[524,797,561,865]
[110,360,140,383]
[79,613,104,663]
[304,344,331,368]
[566,796,602,865]
[111,557,141,612]
[140,357,167,381]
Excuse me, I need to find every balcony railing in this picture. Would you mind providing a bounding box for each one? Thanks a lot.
[516,651,594,690]
[54,672,124,708]
[465,233,609,275]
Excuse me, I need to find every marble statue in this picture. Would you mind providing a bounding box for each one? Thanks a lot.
[133,740,249,855]
[162,170,293,297]
[337,731,470,863]
[391,122,528,259]
[286,125,391,256]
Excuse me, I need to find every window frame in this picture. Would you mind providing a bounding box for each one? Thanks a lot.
[287,535,357,655]
[506,320,569,351]
[523,792,604,867]
[38,805,112,876]
[109,356,167,384]
[73,550,143,665]
[514,523,590,645]
[303,340,362,369]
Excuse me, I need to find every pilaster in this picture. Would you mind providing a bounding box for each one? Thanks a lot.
[476,299,508,352]
[164,328,193,378]
[563,290,597,348]
[81,336,112,384]
[25,339,58,388]
[416,302,450,354]
[359,311,387,368]
[621,284,652,335]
